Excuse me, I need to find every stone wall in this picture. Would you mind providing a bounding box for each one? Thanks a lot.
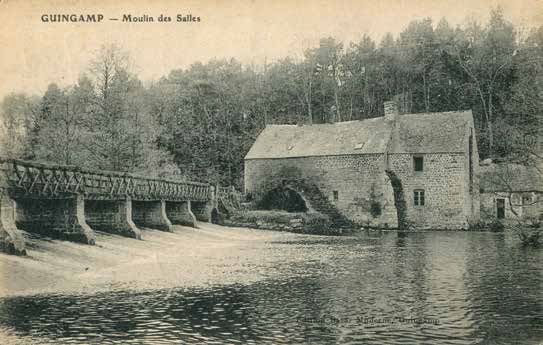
[246,151,476,229]
[481,192,542,220]
[245,154,397,228]
[470,129,481,221]
[388,153,469,229]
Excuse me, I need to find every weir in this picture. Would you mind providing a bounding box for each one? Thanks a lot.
[0,158,219,255]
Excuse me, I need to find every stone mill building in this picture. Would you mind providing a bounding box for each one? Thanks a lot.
[244,101,480,229]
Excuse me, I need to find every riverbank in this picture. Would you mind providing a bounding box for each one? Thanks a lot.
[0,223,310,298]
[224,209,354,235]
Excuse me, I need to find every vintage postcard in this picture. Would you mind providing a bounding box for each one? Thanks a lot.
[0,0,541,344]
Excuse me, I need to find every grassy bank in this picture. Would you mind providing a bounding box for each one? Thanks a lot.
[224,209,349,235]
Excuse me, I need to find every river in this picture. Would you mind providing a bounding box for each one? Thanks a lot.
[0,227,541,344]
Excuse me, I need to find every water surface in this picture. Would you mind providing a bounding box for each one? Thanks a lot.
[0,231,541,344]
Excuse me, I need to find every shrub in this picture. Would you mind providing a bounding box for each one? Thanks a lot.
[468,219,504,232]
[230,209,304,224]
[302,212,331,232]
[488,219,505,232]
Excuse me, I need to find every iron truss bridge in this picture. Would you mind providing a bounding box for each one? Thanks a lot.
[0,158,212,201]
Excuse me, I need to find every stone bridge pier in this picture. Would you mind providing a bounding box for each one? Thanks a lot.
[166,201,196,227]
[191,201,213,222]
[85,197,141,239]
[132,200,172,232]
[191,191,220,224]
[0,196,26,255]
[16,195,95,245]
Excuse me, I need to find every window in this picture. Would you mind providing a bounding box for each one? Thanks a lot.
[414,190,425,206]
[522,195,532,205]
[333,191,339,201]
[414,156,424,172]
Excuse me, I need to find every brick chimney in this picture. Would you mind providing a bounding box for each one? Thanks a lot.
[384,101,398,122]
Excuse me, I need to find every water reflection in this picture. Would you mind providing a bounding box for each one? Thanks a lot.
[0,232,541,344]
[464,233,543,345]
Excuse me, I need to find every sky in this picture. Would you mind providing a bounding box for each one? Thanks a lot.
[0,0,542,99]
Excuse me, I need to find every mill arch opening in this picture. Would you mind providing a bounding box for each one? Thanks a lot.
[257,186,308,212]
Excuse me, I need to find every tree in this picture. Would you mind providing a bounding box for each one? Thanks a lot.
[0,93,39,159]
[32,84,88,165]
[75,44,177,176]
[450,7,516,157]
[398,18,439,112]
[307,38,344,122]
[343,34,379,119]
[501,26,543,167]
[0,9,539,191]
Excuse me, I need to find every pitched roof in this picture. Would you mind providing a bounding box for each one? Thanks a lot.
[245,117,391,159]
[480,163,542,192]
[245,110,472,159]
[393,111,472,153]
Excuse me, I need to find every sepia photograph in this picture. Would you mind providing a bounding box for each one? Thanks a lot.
[0,0,541,344]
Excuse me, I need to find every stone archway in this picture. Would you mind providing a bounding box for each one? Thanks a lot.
[256,178,353,227]
[257,185,309,212]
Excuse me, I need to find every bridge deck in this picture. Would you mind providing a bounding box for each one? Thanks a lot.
[0,158,212,201]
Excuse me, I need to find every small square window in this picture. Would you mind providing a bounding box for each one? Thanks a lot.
[414,156,424,172]
[522,196,532,205]
[333,191,339,201]
[414,189,425,206]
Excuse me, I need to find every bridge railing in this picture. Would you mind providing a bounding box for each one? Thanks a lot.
[216,185,243,210]
[0,158,212,201]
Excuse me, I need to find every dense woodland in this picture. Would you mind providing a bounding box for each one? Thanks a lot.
[1,8,541,188]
